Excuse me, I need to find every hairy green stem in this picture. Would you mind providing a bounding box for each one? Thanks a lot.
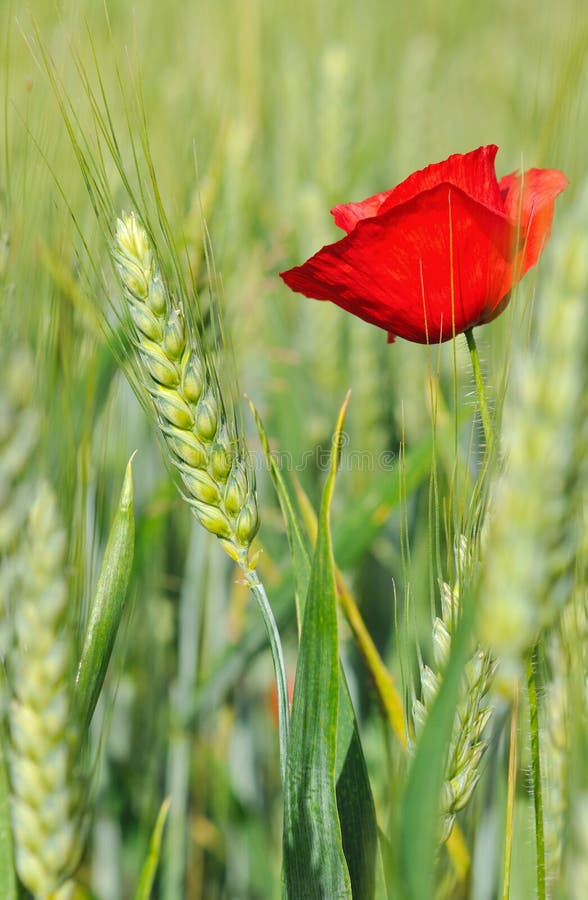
[528,648,546,900]
[242,566,289,785]
[502,684,519,900]
[465,327,495,459]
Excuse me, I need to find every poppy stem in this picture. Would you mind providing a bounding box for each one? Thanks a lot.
[464,328,495,458]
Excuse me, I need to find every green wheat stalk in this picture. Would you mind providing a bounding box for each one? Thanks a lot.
[112,213,289,782]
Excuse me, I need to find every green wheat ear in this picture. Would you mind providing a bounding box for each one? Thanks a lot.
[113,213,259,565]
[411,537,495,842]
[0,348,41,705]
[7,482,84,897]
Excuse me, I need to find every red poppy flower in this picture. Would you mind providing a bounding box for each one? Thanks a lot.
[280,146,567,343]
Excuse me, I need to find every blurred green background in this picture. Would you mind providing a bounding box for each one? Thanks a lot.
[1,0,586,897]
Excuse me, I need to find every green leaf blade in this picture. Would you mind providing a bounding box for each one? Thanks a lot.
[75,455,135,731]
[400,596,475,899]
[134,797,171,900]
[336,674,378,900]
[283,395,352,900]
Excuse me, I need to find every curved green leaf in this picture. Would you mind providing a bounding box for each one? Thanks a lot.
[75,455,135,731]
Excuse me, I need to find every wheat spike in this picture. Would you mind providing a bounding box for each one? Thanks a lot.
[411,538,495,842]
[542,572,588,893]
[7,482,84,897]
[0,348,41,700]
[114,214,289,784]
[114,213,259,565]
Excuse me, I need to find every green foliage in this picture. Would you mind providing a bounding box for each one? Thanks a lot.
[254,399,379,898]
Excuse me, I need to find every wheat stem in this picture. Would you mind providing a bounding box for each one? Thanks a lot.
[528,647,546,900]
[242,565,290,786]
[502,683,519,900]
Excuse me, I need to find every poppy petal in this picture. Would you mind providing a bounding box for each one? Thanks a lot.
[281,183,515,344]
[378,145,504,216]
[499,167,569,277]
[331,190,395,233]
[330,145,504,235]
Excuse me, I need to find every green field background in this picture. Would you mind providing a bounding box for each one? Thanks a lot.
[2,1,587,897]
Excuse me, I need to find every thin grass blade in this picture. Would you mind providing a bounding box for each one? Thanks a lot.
[333,437,431,567]
[134,797,171,900]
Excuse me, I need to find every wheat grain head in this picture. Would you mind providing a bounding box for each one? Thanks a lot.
[7,482,84,896]
[113,213,259,566]
[411,538,496,843]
